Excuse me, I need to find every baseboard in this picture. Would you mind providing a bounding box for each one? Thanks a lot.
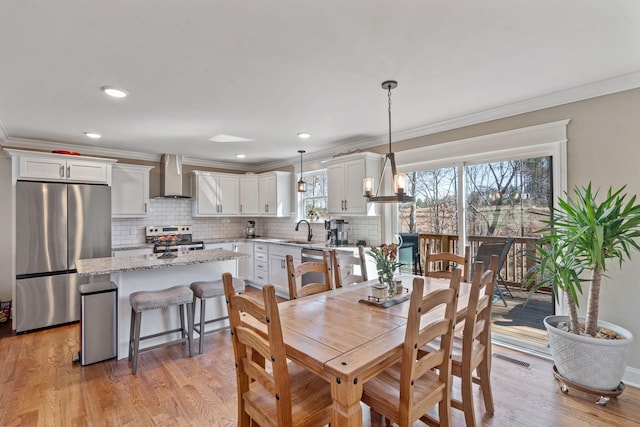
[623,366,640,388]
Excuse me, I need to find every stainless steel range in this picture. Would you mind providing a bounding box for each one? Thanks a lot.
[145,225,204,258]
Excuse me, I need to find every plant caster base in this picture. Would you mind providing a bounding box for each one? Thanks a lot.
[553,365,625,406]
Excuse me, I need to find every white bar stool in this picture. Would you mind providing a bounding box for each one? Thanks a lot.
[190,276,245,354]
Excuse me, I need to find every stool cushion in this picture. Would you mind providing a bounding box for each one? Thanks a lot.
[130,285,193,312]
[190,277,245,299]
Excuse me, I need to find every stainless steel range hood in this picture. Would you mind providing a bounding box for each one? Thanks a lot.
[159,154,190,198]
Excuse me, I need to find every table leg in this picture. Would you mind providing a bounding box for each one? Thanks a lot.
[331,375,364,426]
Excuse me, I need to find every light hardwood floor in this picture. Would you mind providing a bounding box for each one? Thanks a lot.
[1,295,640,426]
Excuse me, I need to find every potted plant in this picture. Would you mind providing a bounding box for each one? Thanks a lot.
[529,183,640,391]
[368,243,401,297]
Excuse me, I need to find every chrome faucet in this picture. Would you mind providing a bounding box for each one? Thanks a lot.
[295,220,313,242]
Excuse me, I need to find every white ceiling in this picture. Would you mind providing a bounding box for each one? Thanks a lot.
[1,1,640,170]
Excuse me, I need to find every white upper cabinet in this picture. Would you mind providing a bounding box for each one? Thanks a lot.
[5,149,115,184]
[112,164,153,218]
[239,175,259,216]
[327,152,381,215]
[258,171,291,217]
[191,171,240,216]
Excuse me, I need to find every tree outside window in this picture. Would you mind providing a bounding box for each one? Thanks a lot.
[301,171,328,222]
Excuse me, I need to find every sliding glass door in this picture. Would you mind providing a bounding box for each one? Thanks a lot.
[399,155,554,353]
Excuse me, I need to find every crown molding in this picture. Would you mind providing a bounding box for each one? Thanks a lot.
[391,70,640,143]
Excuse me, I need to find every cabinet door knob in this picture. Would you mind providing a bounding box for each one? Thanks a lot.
[66,165,71,178]
[60,165,65,177]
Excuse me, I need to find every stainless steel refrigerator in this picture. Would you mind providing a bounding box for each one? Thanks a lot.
[15,181,111,333]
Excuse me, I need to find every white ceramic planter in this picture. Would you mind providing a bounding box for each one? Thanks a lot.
[544,315,633,390]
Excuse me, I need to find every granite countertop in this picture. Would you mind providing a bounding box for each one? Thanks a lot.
[77,249,249,275]
[111,237,363,252]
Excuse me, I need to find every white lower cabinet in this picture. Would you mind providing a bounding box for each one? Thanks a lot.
[268,244,301,299]
[253,243,269,286]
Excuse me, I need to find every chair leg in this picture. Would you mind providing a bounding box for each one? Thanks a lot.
[477,362,494,415]
[438,396,452,427]
[131,311,142,375]
[493,284,508,306]
[128,307,135,361]
[461,365,477,427]
[199,297,206,354]
[179,304,186,340]
[186,302,194,358]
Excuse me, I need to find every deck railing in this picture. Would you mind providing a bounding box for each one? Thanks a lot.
[418,233,541,290]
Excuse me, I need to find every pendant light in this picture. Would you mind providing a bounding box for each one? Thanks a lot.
[363,80,415,203]
[297,150,306,192]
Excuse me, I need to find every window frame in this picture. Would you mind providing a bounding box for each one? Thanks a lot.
[296,168,328,223]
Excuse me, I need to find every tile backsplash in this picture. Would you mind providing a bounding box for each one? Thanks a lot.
[112,199,382,247]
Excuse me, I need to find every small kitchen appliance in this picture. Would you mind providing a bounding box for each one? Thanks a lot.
[324,219,349,246]
[336,220,349,246]
[244,220,256,238]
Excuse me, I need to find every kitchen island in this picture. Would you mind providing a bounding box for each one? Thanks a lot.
[76,249,249,359]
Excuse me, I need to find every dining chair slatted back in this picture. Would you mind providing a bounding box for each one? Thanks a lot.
[223,273,332,427]
[472,237,514,306]
[456,256,498,426]
[361,271,461,427]
[286,252,331,299]
[424,243,470,282]
[331,245,368,288]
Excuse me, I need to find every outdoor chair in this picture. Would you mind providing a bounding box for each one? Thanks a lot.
[472,238,514,306]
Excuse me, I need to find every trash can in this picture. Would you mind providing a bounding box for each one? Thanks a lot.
[78,281,117,365]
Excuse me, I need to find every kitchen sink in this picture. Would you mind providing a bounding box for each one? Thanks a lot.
[280,240,312,245]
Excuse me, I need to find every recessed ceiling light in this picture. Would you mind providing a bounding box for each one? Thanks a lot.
[101,86,128,98]
[208,134,253,143]
[84,132,102,139]
[297,132,311,139]
[236,154,246,159]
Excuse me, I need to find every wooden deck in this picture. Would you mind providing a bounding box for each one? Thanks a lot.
[491,286,553,348]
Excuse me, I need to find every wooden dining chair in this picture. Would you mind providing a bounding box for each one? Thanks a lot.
[361,270,461,427]
[222,273,333,427]
[421,255,498,427]
[286,252,331,299]
[424,243,470,282]
[330,245,368,288]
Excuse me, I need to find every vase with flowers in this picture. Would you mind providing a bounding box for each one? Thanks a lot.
[368,243,400,297]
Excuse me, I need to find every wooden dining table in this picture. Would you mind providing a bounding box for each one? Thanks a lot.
[275,273,472,427]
